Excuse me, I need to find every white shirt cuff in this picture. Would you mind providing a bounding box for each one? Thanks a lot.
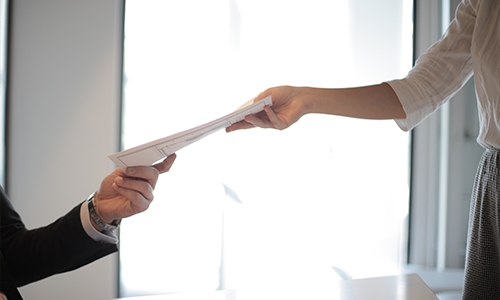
[80,201,118,244]
[385,79,433,132]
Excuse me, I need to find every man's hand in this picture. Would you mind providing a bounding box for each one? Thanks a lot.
[93,153,177,225]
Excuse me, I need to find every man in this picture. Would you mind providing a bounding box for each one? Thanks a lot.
[0,153,176,299]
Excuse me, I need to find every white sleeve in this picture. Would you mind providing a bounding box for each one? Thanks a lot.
[79,201,118,244]
[387,0,476,131]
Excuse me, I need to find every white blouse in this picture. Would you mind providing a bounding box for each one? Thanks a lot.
[387,0,500,149]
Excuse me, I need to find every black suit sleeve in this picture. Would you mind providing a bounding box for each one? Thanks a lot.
[0,187,118,287]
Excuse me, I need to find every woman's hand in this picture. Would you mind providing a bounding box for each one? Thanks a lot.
[226,86,310,132]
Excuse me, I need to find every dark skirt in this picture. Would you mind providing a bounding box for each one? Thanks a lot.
[463,148,500,299]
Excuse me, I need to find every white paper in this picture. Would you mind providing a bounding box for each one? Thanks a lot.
[108,96,272,171]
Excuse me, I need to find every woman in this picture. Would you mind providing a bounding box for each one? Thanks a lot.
[227,0,499,298]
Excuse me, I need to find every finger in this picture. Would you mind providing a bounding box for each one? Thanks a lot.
[244,108,280,129]
[263,106,286,129]
[226,120,256,132]
[113,182,152,213]
[153,153,177,174]
[244,115,270,128]
[125,165,160,188]
[115,175,155,201]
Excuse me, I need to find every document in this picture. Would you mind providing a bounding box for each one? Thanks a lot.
[108,96,273,171]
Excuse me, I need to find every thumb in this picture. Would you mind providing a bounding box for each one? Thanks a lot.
[153,153,177,174]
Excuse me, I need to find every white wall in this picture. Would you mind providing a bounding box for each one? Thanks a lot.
[7,1,123,299]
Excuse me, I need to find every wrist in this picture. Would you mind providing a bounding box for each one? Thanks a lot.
[87,192,121,232]
[297,86,317,115]
[93,192,115,224]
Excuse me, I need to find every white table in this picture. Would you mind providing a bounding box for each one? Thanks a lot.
[112,290,234,300]
[112,274,438,300]
[337,273,439,300]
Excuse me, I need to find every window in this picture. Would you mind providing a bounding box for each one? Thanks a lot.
[0,0,7,187]
[120,0,413,297]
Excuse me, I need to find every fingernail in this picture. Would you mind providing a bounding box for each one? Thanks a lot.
[127,167,136,175]
[116,177,123,184]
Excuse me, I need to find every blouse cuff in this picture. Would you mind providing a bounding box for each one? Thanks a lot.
[80,201,118,244]
[385,79,435,132]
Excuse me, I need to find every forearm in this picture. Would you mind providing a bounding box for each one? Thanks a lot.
[302,83,406,120]
[5,204,117,286]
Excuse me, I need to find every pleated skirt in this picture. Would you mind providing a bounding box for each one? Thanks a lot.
[463,147,500,299]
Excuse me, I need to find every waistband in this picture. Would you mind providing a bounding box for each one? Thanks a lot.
[486,146,500,152]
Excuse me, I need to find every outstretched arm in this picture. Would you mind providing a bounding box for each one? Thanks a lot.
[226,83,405,132]
[1,154,177,286]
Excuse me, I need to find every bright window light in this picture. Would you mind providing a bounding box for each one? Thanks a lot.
[120,0,413,298]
